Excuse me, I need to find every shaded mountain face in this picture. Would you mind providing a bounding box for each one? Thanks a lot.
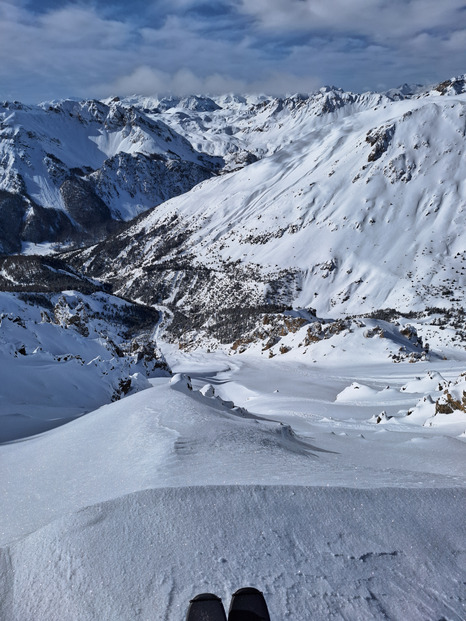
[0,98,222,252]
[60,77,466,345]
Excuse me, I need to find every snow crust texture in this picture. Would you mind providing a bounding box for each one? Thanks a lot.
[1,486,465,621]
[1,346,465,619]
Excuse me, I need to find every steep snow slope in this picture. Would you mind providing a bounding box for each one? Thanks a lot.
[2,328,465,522]
[2,344,464,544]
[0,290,167,442]
[1,79,465,621]
[75,86,466,331]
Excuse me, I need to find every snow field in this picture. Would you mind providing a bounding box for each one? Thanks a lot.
[0,338,465,619]
[1,486,465,620]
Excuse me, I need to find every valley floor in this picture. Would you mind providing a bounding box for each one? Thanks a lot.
[0,341,465,619]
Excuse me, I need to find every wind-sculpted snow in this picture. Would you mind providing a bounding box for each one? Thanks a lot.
[0,338,465,618]
[1,345,465,543]
[1,486,464,621]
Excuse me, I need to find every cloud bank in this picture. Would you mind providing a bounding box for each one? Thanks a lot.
[0,0,464,102]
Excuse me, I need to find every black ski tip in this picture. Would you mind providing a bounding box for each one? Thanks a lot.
[190,593,223,603]
[231,587,263,597]
[228,587,270,621]
[187,592,227,621]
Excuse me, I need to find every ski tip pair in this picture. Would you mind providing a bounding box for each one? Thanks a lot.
[186,586,270,621]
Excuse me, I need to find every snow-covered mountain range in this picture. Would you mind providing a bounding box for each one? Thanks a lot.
[1,76,465,620]
[1,74,465,427]
[0,97,221,253]
[53,76,466,346]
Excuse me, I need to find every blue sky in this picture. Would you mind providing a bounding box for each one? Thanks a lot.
[0,0,465,102]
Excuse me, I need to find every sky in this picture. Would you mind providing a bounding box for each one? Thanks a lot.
[0,0,465,102]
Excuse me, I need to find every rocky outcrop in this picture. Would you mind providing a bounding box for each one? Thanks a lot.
[0,191,26,254]
[60,177,112,230]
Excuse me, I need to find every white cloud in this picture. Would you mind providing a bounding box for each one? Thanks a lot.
[0,3,132,70]
[0,0,463,102]
[37,6,131,47]
[93,65,232,99]
[99,66,172,96]
[443,28,466,52]
[238,0,466,41]
[94,65,319,98]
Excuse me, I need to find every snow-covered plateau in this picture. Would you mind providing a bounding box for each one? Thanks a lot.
[0,76,465,620]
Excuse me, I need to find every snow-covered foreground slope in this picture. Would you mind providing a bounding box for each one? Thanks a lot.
[2,486,464,621]
[2,346,464,543]
[0,343,465,619]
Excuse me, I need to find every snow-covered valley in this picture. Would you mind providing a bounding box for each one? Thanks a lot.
[0,77,465,620]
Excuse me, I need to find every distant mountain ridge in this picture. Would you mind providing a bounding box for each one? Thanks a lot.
[2,76,464,256]
[0,98,221,253]
[0,78,464,254]
[55,75,466,345]
[1,75,465,346]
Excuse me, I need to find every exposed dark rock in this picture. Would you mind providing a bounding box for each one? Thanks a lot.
[60,177,112,229]
[366,124,395,162]
[0,190,26,254]
[21,203,75,244]
[0,255,109,294]
[89,152,214,216]
[435,77,466,95]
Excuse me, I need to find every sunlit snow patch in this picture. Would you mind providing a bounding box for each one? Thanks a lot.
[401,370,447,393]
[335,382,379,403]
